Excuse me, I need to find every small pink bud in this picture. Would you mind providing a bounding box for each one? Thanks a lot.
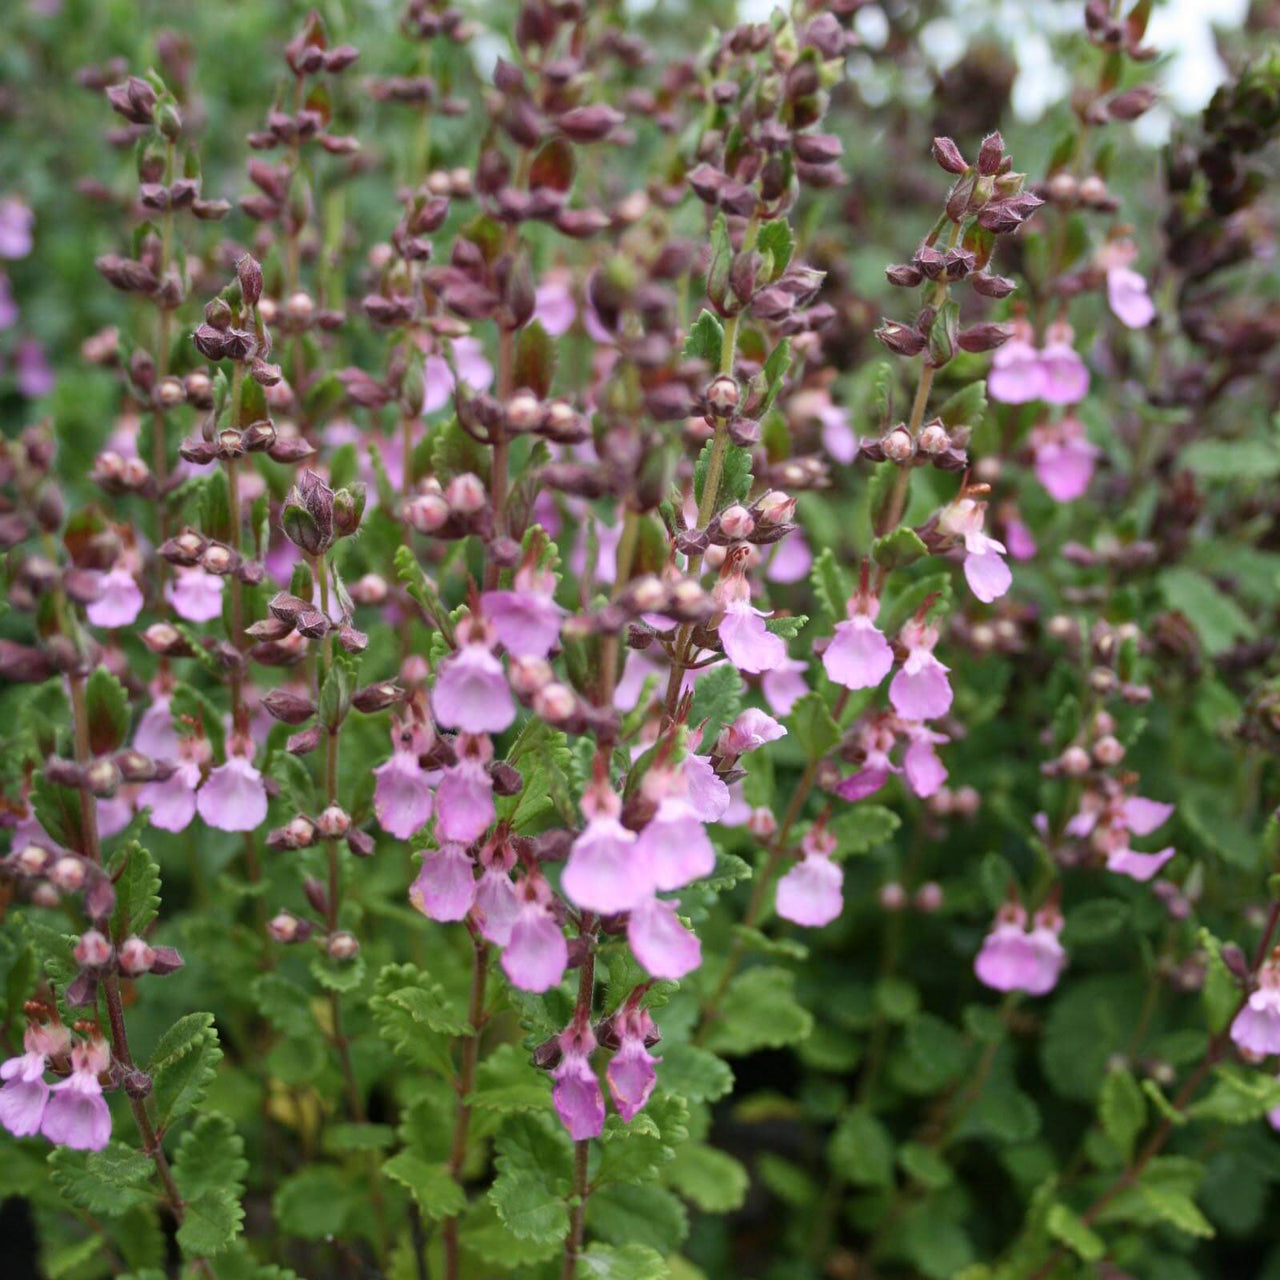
[533,682,576,722]
[882,427,914,463]
[17,844,49,876]
[446,472,487,515]
[328,931,360,961]
[405,493,450,533]
[268,911,301,943]
[705,375,740,417]
[118,936,156,976]
[747,807,777,839]
[755,490,796,525]
[1060,745,1091,777]
[49,856,86,891]
[914,882,944,913]
[317,805,351,839]
[719,504,755,539]
[879,882,907,911]
[75,929,113,968]
[1093,735,1125,766]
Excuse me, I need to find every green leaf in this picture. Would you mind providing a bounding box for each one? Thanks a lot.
[810,547,851,625]
[758,339,792,415]
[665,1145,748,1213]
[757,219,794,279]
[687,662,742,741]
[788,692,840,760]
[488,1112,573,1244]
[383,1153,466,1221]
[370,963,468,1081]
[683,310,725,367]
[1099,1068,1146,1161]
[85,667,130,756]
[827,804,901,858]
[109,842,161,943]
[273,1166,356,1240]
[656,1043,734,1103]
[587,1182,688,1254]
[1186,1066,1280,1124]
[1046,1202,1105,1263]
[177,1192,244,1259]
[878,569,952,638]
[703,966,813,1056]
[1138,1185,1215,1238]
[829,1107,895,1188]
[893,1013,968,1094]
[514,320,557,400]
[170,683,226,762]
[936,381,987,431]
[200,468,233,544]
[764,613,808,639]
[872,526,928,571]
[469,1043,553,1114]
[1158,566,1254,656]
[579,1243,669,1280]
[49,1143,153,1216]
[149,1012,222,1127]
[898,1141,953,1190]
[1062,899,1130,947]
[1181,438,1280,481]
[173,1113,247,1204]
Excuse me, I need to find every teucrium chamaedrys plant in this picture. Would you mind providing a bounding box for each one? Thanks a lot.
[5,0,1280,1277]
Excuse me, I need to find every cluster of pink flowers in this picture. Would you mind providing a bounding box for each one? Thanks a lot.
[974,898,1067,996]
[0,1021,111,1152]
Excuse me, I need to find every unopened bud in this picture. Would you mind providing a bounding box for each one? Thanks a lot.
[1060,745,1091,777]
[317,805,351,839]
[328,931,360,961]
[118,936,156,976]
[1093,735,1125,766]
[881,427,914,463]
[75,929,113,968]
[705,375,740,418]
[446,472,487,515]
[49,856,86,891]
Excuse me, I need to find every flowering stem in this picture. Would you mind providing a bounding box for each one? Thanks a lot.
[696,689,849,1045]
[442,930,490,1280]
[67,672,202,1263]
[560,931,597,1280]
[1026,902,1280,1280]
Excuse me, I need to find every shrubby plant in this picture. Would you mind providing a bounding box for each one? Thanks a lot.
[1,0,1280,1276]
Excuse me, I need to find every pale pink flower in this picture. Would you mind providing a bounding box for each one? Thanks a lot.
[0,1023,67,1139]
[1232,964,1280,1056]
[627,896,701,980]
[374,750,434,840]
[635,799,715,892]
[775,828,842,927]
[41,1038,111,1151]
[196,756,268,833]
[0,198,33,260]
[824,592,893,691]
[890,621,952,721]
[606,1008,659,1123]
[86,567,144,629]
[410,844,476,921]
[762,656,810,715]
[562,813,650,914]
[1107,266,1155,329]
[502,883,567,992]
[432,643,514,734]
[1032,416,1099,503]
[552,1023,604,1140]
[434,755,495,846]
[988,322,1043,404]
[138,760,201,833]
[169,567,225,624]
[1039,322,1089,405]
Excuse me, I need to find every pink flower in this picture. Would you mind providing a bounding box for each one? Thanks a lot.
[432,643,515,734]
[410,844,476,922]
[890,621,952,720]
[1124,796,1175,836]
[1107,266,1155,330]
[41,1038,111,1152]
[97,795,132,839]
[552,1023,605,1140]
[0,1022,68,1139]
[474,842,519,943]
[762,656,810,715]
[138,760,201,833]
[420,335,494,415]
[1105,846,1175,882]
[975,904,1065,996]
[435,754,495,846]
[718,600,787,674]
[85,567,144,629]
[169,567,225,623]
[535,280,577,337]
[502,883,568,992]
[1039,323,1089,405]
[196,756,268,833]
[606,1008,659,1123]
[481,567,565,659]
[1032,416,1099,503]
[824,595,894,691]
[0,199,34,260]
[903,728,948,798]
[16,340,53,399]
[718,708,786,756]
[834,718,899,801]
[1004,514,1038,561]
[940,496,1011,604]
[627,896,701,980]
[374,750,434,840]
[133,696,181,762]
[1233,963,1280,1056]
[683,753,730,822]
[775,827,842,927]
[562,812,650,914]
[767,532,813,585]
[988,331,1043,404]
[635,798,715,891]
